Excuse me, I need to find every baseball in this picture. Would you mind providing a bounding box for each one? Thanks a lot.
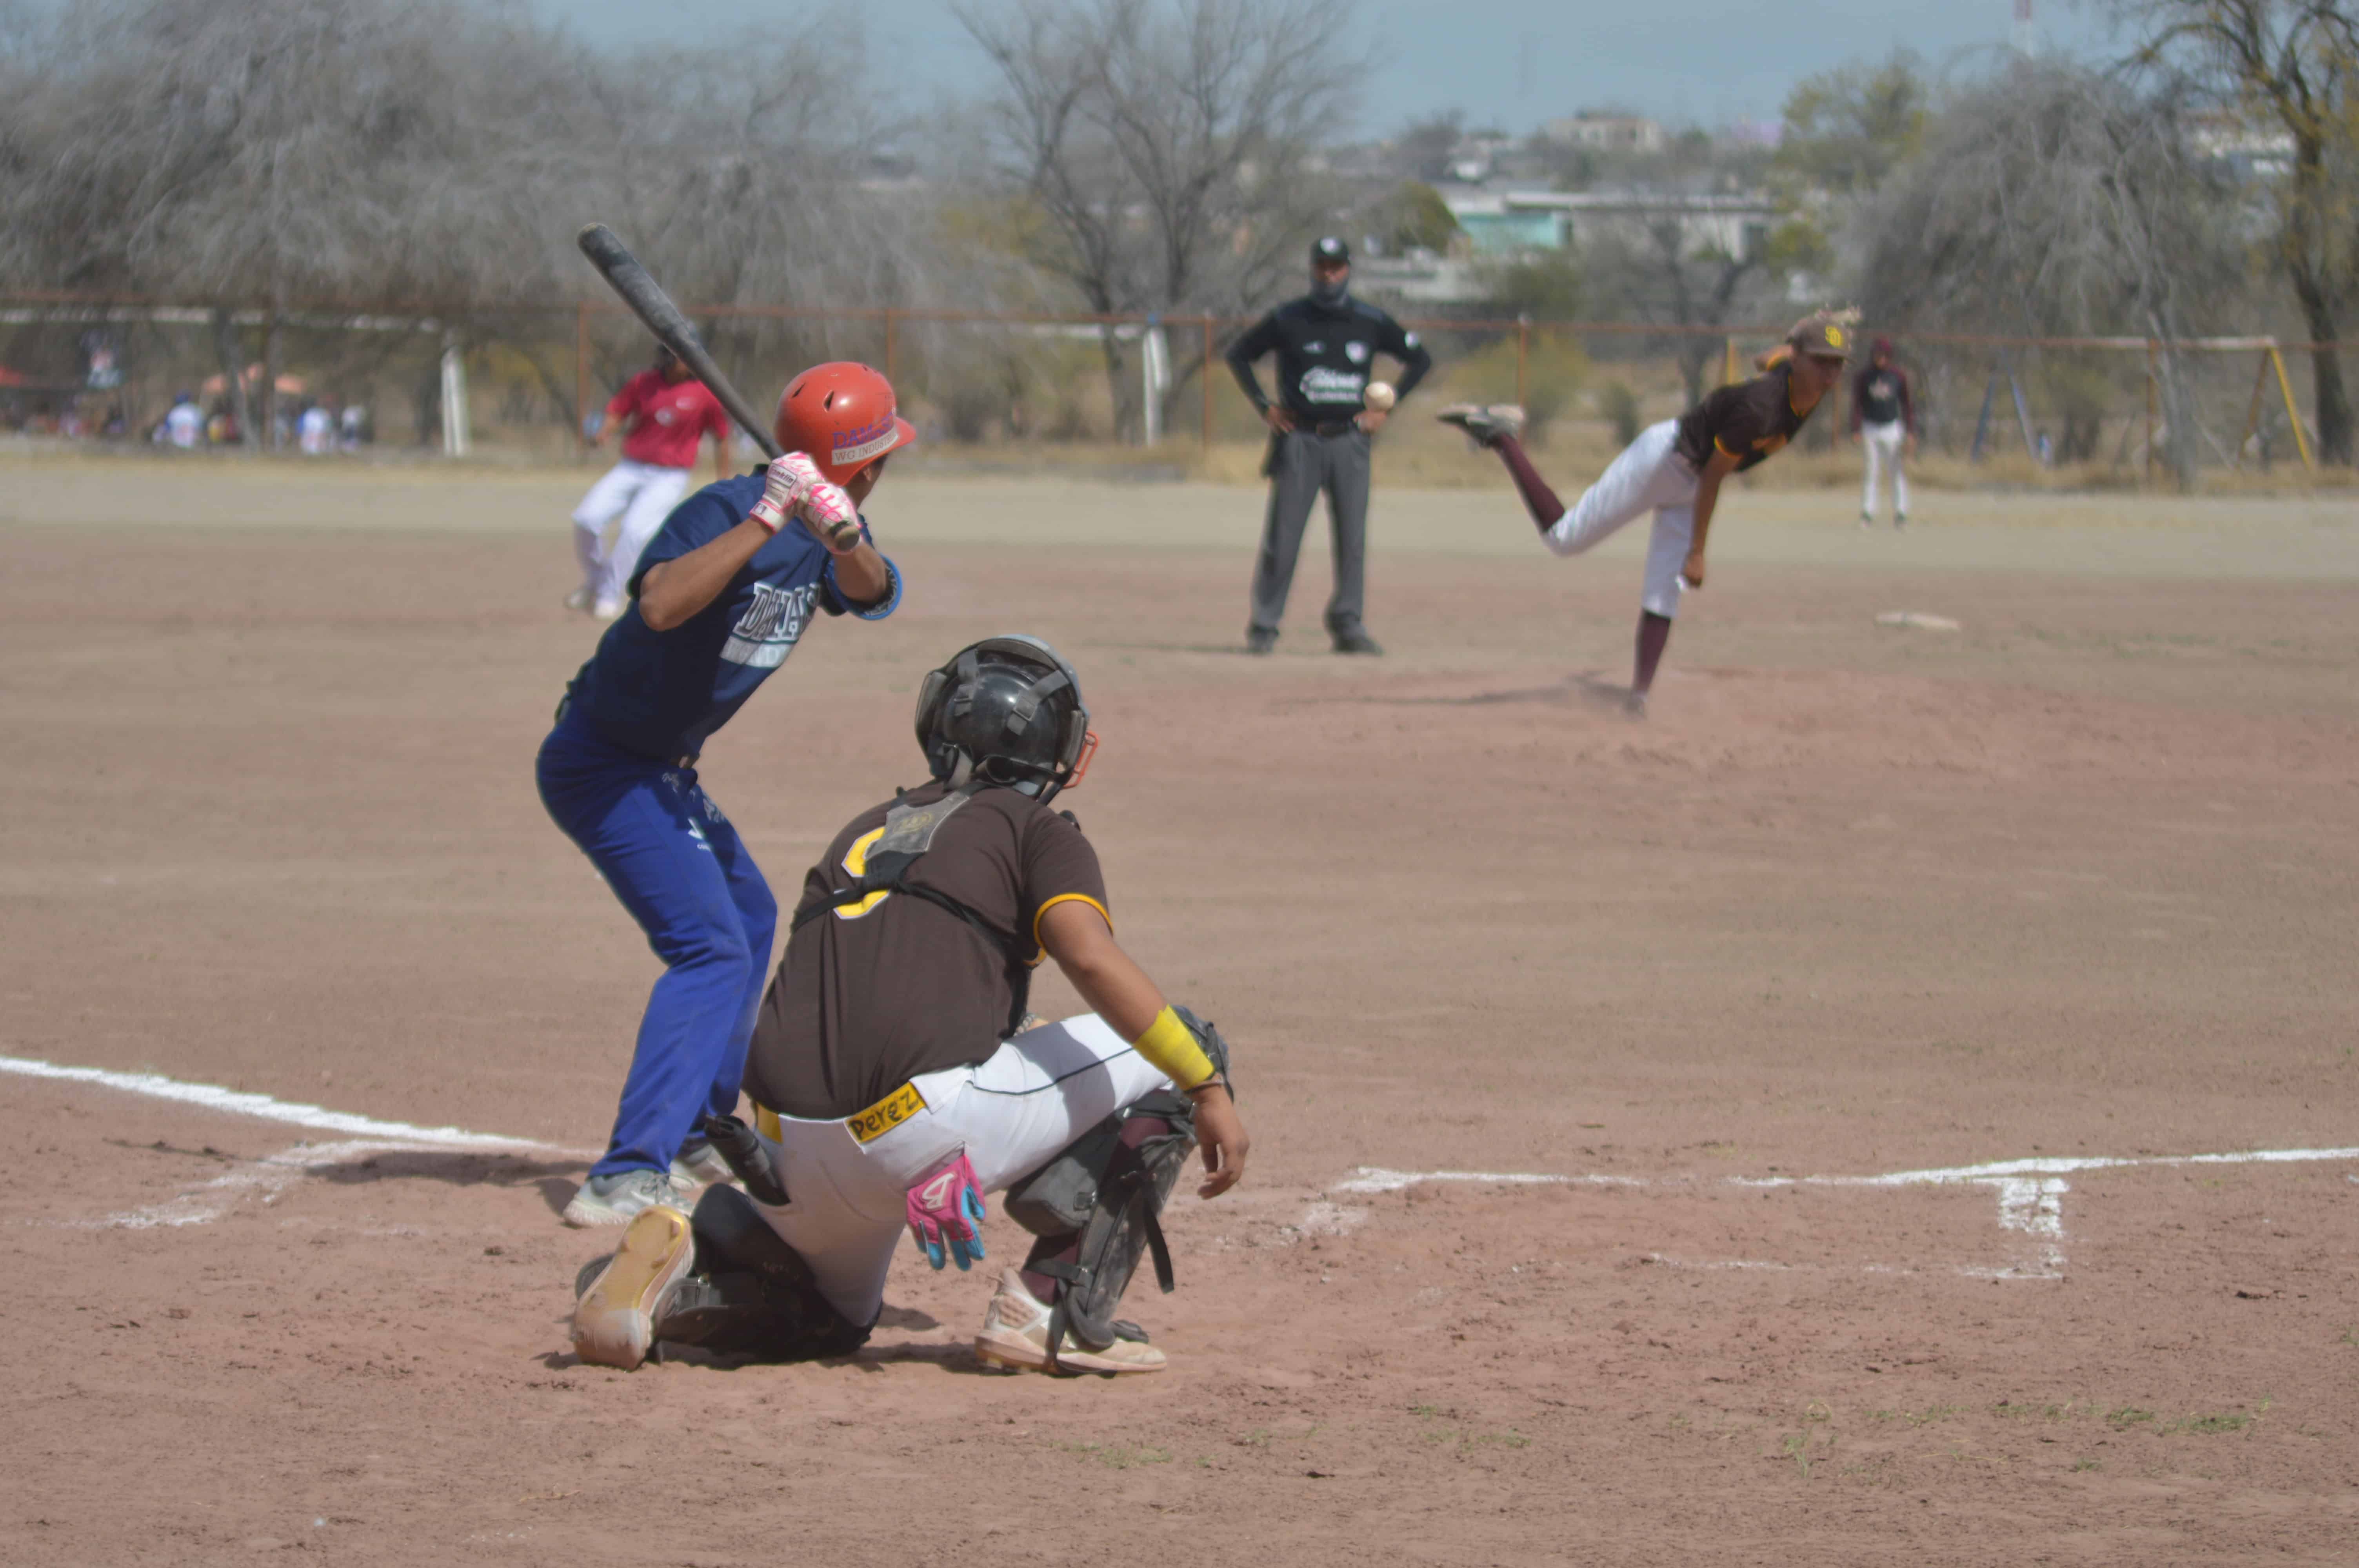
[1362,380,1396,412]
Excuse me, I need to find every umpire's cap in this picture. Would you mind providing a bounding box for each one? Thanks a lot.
[1311,236,1351,267]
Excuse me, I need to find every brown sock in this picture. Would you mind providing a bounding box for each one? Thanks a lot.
[1493,434,1567,532]
[1633,611,1674,694]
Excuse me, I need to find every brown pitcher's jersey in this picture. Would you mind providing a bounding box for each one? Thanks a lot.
[1673,361,1818,474]
[743,781,1109,1120]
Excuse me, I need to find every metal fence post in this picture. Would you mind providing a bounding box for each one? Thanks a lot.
[1201,314,1214,454]
[574,303,590,463]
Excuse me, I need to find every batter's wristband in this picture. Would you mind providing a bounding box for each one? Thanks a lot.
[1132,1005,1216,1091]
[748,497,786,534]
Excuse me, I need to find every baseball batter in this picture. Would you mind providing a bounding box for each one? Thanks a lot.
[1850,336,1916,528]
[1439,310,1856,714]
[569,636,1251,1376]
[569,346,734,620]
[539,362,914,1229]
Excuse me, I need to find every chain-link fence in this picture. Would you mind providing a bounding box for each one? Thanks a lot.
[3,294,2346,481]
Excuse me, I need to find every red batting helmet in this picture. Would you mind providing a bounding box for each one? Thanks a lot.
[773,362,917,486]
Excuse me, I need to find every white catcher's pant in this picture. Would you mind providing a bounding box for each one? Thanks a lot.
[1541,419,1700,619]
[571,460,694,607]
[1860,420,1909,520]
[748,1013,1174,1326]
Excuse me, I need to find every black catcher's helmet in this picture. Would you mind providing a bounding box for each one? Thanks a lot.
[914,635,1095,802]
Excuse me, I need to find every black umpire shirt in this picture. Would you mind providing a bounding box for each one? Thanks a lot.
[1225,294,1433,425]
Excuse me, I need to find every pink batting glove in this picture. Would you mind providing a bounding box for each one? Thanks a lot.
[794,479,863,555]
[748,452,823,534]
[905,1151,987,1271]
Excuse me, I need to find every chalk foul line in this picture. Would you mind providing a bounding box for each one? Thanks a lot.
[0,1052,562,1150]
[2,1051,576,1229]
[1323,1147,2359,1279]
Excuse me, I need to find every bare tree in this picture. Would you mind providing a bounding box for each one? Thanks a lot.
[1851,61,2241,486]
[2112,0,2359,463]
[956,0,1366,438]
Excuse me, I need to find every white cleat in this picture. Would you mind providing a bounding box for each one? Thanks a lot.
[591,597,625,622]
[1436,403,1527,450]
[973,1268,1166,1376]
[670,1139,736,1189]
[565,587,594,610]
[571,1203,696,1370]
[562,1168,694,1229]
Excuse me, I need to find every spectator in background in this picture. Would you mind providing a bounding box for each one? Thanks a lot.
[298,399,335,455]
[340,403,369,450]
[1850,337,1916,529]
[164,391,204,450]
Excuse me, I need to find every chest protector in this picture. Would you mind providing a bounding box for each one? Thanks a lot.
[790,788,1037,1039]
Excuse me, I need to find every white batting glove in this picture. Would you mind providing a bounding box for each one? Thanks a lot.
[794,480,863,555]
[748,452,823,534]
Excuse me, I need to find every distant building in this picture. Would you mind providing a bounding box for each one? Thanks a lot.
[1541,113,1666,155]
[2188,111,2294,179]
[1444,189,1778,263]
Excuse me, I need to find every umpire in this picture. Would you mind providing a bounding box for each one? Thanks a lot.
[1226,236,1432,655]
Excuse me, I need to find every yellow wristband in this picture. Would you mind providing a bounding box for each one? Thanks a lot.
[1132,1005,1216,1091]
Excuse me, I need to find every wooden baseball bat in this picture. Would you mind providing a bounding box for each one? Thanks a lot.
[575,223,782,460]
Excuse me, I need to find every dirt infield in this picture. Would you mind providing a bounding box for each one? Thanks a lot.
[5,460,2357,1564]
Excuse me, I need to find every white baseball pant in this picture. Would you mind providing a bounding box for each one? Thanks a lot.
[1539,419,1701,619]
[571,460,695,608]
[1860,420,1909,521]
[747,1013,1174,1326]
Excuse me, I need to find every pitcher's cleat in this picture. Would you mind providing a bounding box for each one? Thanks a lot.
[571,1204,697,1370]
[1436,403,1526,449]
[563,1168,694,1229]
[973,1269,1166,1376]
[670,1138,736,1189]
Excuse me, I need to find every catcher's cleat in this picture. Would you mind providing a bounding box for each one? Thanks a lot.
[1436,403,1526,449]
[563,1168,695,1229]
[669,1138,736,1190]
[571,1203,696,1371]
[973,1269,1166,1376]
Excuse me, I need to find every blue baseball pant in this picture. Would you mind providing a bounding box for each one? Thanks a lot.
[536,719,777,1181]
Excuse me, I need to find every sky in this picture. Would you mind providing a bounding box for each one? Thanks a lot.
[540,0,2120,135]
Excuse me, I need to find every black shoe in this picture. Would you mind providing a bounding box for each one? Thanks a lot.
[1245,628,1277,655]
[1330,628,1384,655]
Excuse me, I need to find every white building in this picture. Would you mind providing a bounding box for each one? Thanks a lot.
[1541,113,1667,155]
[1443,189,1778,262]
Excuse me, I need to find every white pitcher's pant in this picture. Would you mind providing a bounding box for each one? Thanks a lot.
[571,460,694,605]
[1539,419,1702,619]
[747,1014,1174,1326]
[1861,421,1908,519]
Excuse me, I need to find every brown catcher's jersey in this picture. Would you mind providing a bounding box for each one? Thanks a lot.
[743,781,1108,1121]
[1673,360,1819,474]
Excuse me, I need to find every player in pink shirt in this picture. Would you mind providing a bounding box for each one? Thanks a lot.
[569,347,734,620]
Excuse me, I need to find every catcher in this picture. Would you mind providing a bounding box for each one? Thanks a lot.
[570,635,1250,1376]
[1439,309,1856,715]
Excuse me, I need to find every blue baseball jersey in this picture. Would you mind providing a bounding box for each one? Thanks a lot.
[562,472,902,760]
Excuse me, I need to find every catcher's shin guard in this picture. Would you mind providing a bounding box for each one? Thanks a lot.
[1003,1091,1198,1365]
[649,1185,870,1361]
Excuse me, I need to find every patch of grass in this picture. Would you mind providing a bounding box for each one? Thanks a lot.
[1057,1441,1172,1468]
[2071,1457,2102,1472]
[2339,1326,2357,1347]
[1468,1430,1530,1450]
[1408,1404,1441,1417]
[2163,1411,2255,1436]
[1870,1404,1963,1428]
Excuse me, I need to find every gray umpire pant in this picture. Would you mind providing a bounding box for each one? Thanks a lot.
[1249,426,1371,636]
